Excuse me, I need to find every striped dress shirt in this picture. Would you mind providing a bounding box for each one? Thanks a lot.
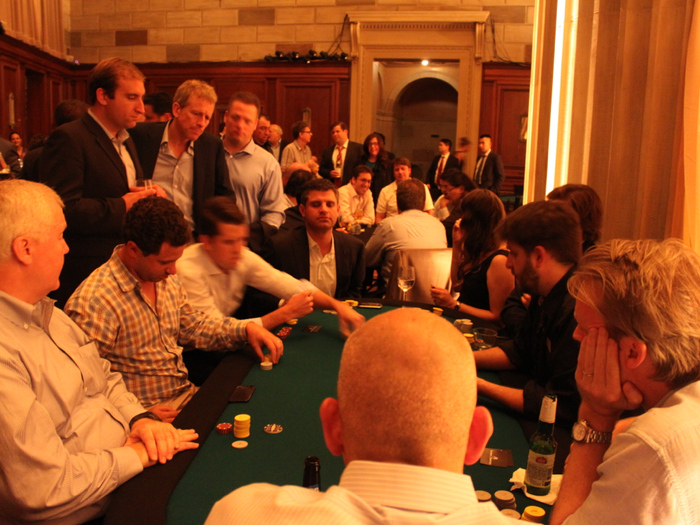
[65,247,249,408]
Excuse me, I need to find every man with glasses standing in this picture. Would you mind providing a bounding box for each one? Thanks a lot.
[281,121,314,172]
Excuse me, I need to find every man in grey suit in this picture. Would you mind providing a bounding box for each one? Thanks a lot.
[40,57,156,307]
[473,134,505,195]
[129,80,231,235]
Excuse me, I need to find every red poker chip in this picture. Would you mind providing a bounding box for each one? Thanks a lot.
[216,422,233,435]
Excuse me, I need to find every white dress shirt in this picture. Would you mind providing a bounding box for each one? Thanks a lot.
[338,182,375,225]
[0,290,144,525]
[87,109,137,187]
[177,243,304,320]
[205,460,518,525]
[376,180,434,220]
[308,233,336,298]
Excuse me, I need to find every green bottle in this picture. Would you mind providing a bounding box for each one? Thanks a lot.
[524,394,557,495]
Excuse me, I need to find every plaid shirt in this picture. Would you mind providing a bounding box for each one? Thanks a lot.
[65,247,249,407]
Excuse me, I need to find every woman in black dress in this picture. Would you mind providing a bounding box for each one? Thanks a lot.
[431,189,514,323]
[357,132,393,207]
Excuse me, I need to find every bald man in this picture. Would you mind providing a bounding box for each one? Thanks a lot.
[205,308,515,525]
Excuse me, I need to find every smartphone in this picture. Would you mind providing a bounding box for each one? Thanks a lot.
[229,384,256,403]
[358,302,382,309]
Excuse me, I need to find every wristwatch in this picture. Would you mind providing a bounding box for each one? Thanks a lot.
[454,301,461,311]
[129,411,162,429]
[572,420,613,444]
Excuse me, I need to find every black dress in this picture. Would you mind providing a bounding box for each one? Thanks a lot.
[456,249,509,311]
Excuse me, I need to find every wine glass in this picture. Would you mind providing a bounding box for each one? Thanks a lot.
[397,266,416,303]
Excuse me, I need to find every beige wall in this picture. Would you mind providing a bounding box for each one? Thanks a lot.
[64,0,535,65]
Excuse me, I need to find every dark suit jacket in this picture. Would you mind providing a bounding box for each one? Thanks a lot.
[128,121,230,233]
[426,153,461,198]
[319,141,363,184]
[271,227,365,299]
[40,112,145,306]
[262,139,289,163]
[475,151,505,195]
[20,147,42,182]
[0,137,21,177]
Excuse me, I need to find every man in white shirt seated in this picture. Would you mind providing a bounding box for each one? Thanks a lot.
[338,165,375,226]
[205,307,513,525]
[549,239,700,525]
[367,178,447,284]
[375,157,434,222]
[177,195,365,337]
[0,180,198,525]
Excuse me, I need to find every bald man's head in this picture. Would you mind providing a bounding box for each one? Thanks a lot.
[328,308,486,472]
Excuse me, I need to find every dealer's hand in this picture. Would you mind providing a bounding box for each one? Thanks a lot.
[246,322,284,363]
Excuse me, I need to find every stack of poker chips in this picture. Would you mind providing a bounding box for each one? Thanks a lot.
[493,490,517,511]
[261,354,273,371]
[234,414,251,438]
[521,506,546,522]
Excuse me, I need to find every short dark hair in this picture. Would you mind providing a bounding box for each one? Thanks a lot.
[143,92,173,116]
[27,134,47,151]
[397,179,425,212]
[352,165,372,180]
[547,184,603,249]
[299,178,338,205]
[331,121,348,131]
[88,57,144,105]
[439,138,452,149]
[54,99,88,127]
[199,196,246,237]
[479,134,492,140]
[122,197,191,256]
[439,168,475,191]
[228,92,261,117]
[393,157,411,170]
[497,200,582,265]
[285,169,315,201]
[292,120,310,140]
[258,113,270,122]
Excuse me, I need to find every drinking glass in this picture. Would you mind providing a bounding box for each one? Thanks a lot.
[397,266,416,303]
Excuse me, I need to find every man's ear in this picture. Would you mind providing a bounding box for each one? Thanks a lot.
[531,246,547,268]
[619,337,648,370]
[11,236,32,265]
[464,406,494,465]
[319,398,344,457]
[171,102,182,118]
[299,203,307,218]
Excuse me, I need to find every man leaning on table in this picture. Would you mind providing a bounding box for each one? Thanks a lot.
[549,239,700,525]
[0,180,198,525]
[205,307,517,525]
[65,196,282,418]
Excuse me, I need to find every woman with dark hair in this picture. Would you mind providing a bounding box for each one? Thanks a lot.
[9,132,25,165]
[358,132,393,206]
[431,189,514,322]
[546,183,603,252]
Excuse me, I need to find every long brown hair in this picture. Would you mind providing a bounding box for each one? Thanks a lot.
[455,190,505,291]
[362,132,390,165]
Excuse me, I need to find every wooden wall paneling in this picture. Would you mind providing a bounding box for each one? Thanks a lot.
[276,79,339,155]
[24,69,45,140]
[1,58,21,139]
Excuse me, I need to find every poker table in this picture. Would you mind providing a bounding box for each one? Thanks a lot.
[105,302,566,525]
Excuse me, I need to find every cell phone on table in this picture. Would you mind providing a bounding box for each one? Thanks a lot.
[358,302,382,309]
[229,385,256,403]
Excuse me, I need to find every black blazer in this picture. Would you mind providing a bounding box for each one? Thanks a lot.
[475,151,505,195]
[271,227,365,299]
[319,141,363,184]
[426,153,461,197]
[264,139,289,163]
[128,121,231,233]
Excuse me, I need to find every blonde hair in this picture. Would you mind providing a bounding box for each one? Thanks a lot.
[569,239,700,388]
[173,79,217,109]
[0,180,63,264]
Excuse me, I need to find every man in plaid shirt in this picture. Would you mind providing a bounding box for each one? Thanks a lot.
[66,196,282,420]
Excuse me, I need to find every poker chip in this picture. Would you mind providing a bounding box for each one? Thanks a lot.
[287,319,298,325]
[494,490,517,510]
[522,506,545,523]
[231,440,248,449]
[500,509,521,519]
[475,490,492,503]
[344,300,358,307]
[322,309,338,315]
[260,361,273,371]
[216,422,232,435]
[276,326,293,339]
[432,307,443,316]
[234,414,251,438]
[264,423,283,434]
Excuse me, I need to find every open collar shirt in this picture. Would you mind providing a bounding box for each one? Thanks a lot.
[152,122,196,230]
[375,181,434,219]
[0,290,144,524]
[308,233,336,298]
[338,182,375,225]
[205,460,518,524]
[65,247,250,408]
[224,139,286,229]
[87,109,137,187]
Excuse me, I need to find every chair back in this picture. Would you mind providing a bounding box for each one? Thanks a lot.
[385,248,453,303]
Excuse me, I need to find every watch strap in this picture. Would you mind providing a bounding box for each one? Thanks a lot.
[129,411,162,428]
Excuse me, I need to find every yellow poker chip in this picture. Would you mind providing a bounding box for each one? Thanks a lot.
[231,440,248,449]
[344,300,359,307]
[432,307,443,316]
[287,319,298,325]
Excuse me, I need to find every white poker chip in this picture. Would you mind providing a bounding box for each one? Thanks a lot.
[232,440,248,449]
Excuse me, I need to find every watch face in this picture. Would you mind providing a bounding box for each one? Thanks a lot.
[572,422,587,441]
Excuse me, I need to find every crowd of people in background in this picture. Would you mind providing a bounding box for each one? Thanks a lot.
[2,55,700,525]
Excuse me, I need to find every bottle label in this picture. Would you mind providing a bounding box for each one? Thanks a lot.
[524,450,555,488]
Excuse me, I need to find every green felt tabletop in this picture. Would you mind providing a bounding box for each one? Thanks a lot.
[168,306,550,525]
